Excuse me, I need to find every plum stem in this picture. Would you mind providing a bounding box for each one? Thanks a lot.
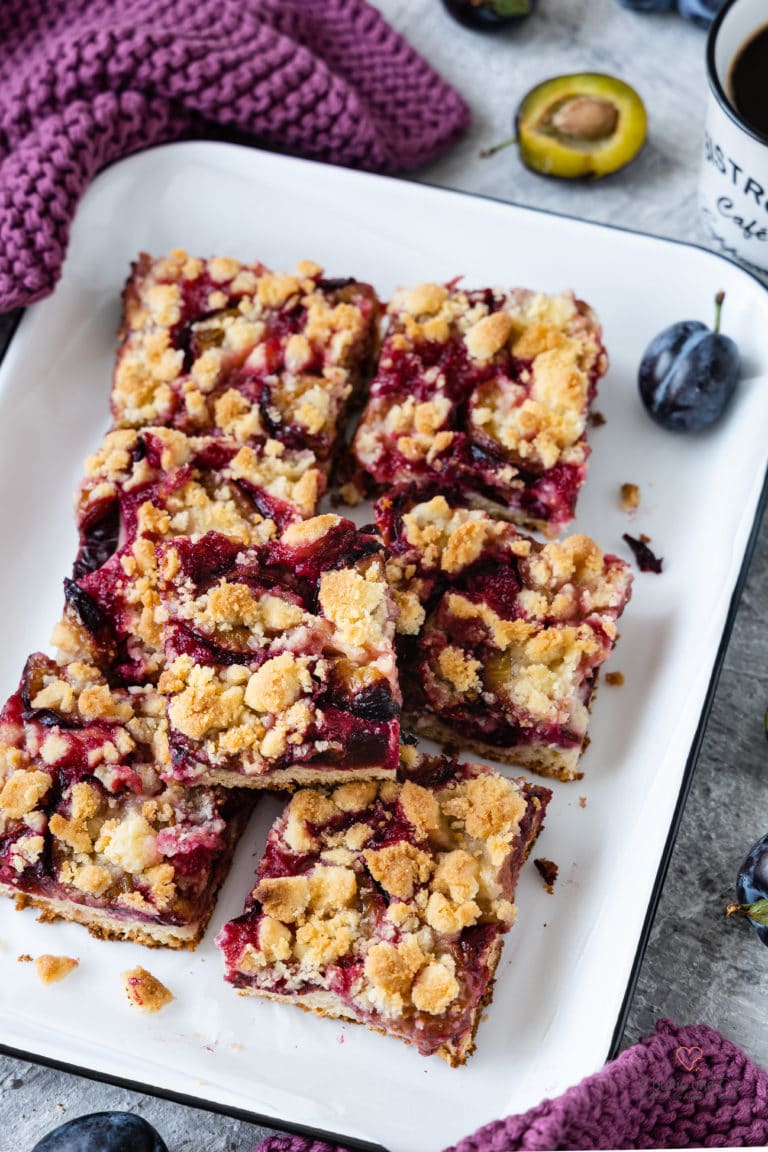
[727,897,768,926]
[479,135,517,159]
[714,291,725,334]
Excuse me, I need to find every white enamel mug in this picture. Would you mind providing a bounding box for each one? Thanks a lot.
[701,0,768,278]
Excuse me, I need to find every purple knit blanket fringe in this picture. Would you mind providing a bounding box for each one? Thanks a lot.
[0,0,469,312]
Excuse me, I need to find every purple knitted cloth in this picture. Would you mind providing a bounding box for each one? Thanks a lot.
[0,0,469,312]
[255,1021,768,1151]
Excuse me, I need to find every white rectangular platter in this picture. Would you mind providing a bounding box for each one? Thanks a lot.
[1,142,767,1152]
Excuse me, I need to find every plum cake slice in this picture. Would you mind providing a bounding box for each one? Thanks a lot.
[0,655,252,948]
[111,251,380,469]
[73,425,324,580]
[350,282,607,534]
[55,426,317,685]
[155,514,400,789]
[217,750,551,1066]
[377,493,632,781]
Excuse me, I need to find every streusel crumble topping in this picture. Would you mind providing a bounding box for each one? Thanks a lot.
[155,515,400,785]
[351,282,607,533]
[0,655,251,947]
[112,252,379,469]
[376,493,632,781]
[217,753,550,1064]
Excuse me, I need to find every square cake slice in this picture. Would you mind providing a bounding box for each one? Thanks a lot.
[216,751,551,1066]
[112,252,380,469]
[73,426,324,580]
[155,514,401,789]
[350,282,607,534]
[0,655,252,949]
[376,493,632,781]
[56,426,320,685]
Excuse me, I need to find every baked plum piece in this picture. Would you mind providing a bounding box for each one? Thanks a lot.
[155,514,401,789]
[0,655,252,949]
[217,750,550,1066]
[112,252,380,470]
[350,282,607,535]
[377,492,632,781]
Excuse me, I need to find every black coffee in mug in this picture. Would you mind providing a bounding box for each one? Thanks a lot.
[729,23,768,138]
[702,0,768,274]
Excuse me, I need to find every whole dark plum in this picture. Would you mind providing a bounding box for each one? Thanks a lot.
[614,0,724,21]
[32,1112,169,1152]
[615,0,675,10]
[677,0,724,28]
[441,0,533,31]
[731,834,768,947]
[638,293,740,433]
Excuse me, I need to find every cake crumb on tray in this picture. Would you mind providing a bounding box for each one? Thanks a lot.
[534,858,559,894]
[620,482,640,512]
[122,966,173,1013]
[34,955,79,984]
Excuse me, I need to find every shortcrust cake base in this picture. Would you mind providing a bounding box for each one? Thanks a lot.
[338,476,557,538]
[0,805,252,951]
[235,934,505,1069]
[184,765,397,791]
[3,886,202,949]
[403,714,584,783]
[456,490,558,539]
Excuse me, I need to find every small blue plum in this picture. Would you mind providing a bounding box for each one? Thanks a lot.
[638,293,740,433]
[614,0,675,11]
[730,834,768,947]
[676,0,725,28]
[32,1112,169,1152]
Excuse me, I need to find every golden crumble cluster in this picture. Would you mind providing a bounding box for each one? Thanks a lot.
[34,954,80,984]
[122,965,174,1012]
[217,753,551,1066]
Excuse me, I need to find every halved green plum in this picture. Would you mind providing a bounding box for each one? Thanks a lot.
[516,73,647,178]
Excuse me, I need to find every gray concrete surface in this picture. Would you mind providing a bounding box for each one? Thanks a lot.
[2,1,767,1148]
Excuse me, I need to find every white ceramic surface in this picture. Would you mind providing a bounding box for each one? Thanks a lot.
[701,0,768,276]
[1,142,768,1152]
